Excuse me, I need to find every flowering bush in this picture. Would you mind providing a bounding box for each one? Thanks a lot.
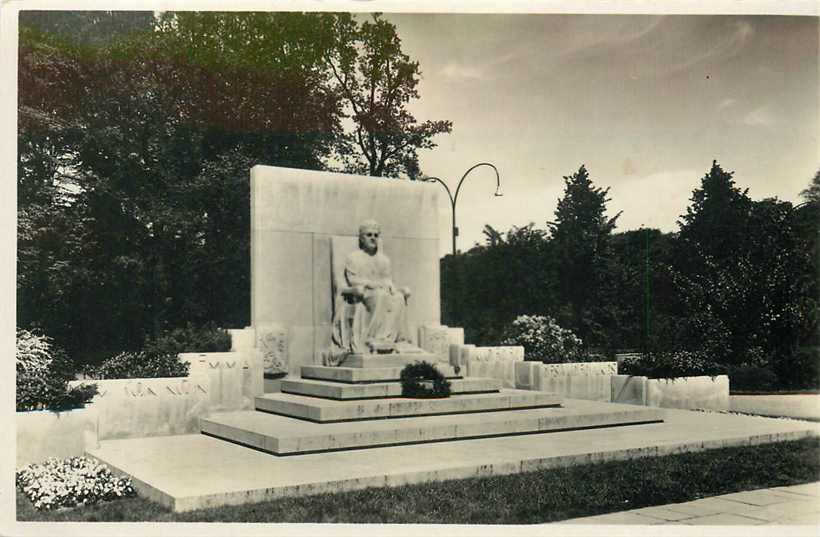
[17,329,97,411]
[501,315,586,363]
[16,456,135,510]
[620,351,727,379]
[84,351,190,379]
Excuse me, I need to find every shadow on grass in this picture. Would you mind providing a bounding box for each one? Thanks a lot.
[17,437,820,524]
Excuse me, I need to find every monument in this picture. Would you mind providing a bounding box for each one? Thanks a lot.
[325,218,423,365]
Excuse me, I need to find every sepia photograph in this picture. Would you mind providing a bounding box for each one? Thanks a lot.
[4,1,819,534]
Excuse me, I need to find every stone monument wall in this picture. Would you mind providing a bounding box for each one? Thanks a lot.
[251,165,441,374]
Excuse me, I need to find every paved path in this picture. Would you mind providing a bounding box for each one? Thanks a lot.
[557,481,820,525]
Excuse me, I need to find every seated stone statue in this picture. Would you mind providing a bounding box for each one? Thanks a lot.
[325,220,416,365]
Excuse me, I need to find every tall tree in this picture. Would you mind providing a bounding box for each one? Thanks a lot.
[548,165,621,345]
[17,12,344,361]
[324,14,452,178]
[676,160,753,270]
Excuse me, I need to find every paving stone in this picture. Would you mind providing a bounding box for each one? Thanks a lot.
[663,500,727,517]
[772,482,820,497]
[680,512,768,525]
[719,489,796,507]
[631,506,696,521]
[559,511,664,525]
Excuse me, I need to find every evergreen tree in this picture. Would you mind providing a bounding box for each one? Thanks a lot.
[676,160,753,270]
[548,165,621,345]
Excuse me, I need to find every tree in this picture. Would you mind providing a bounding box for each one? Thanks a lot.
[548,165,621,344]
[17,12,344,361]
[481,224,504,247]
[800,169,820,204]
[676,160,753,270]
[324,14,452,178]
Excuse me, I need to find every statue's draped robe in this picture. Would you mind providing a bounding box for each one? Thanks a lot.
[330,249,410,359]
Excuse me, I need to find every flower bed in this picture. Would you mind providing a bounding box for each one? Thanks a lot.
[16,456,135,510]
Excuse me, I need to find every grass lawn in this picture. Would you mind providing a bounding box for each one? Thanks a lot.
[17,437,820,524]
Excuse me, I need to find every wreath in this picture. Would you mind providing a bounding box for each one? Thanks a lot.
[400,361,451,398]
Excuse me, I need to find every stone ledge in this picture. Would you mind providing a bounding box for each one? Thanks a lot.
[280,377,501,400]
[200,403,663,455]
[301,364,459,383]
[255,389,562,422]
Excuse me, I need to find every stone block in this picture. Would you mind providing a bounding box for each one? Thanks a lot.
[645,375,729,411]
[342,352,439,368]
[611,375,648,405]
[446,327,465,347]
[251,230,314,327]
[250,165,440,239]
[16,407,99,467]
[180,351,262,410]
[418,325,451,362]
[255,324,289,375]
[228,327,256,352]
[465,346,524,389]
[300,364,459,383]
[514,361,542,390]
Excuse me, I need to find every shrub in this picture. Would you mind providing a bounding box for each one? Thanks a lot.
[143,322,231,358]
[727,365,779,392]
[620,351,727,379]
[84,322,229,379]
[17,456,135,510]
[16,329,97,412]
[501,314,586,363]
[85,351,190,380]
[400,361,451,398]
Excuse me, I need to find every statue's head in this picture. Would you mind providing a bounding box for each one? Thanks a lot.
[358,219,381,254]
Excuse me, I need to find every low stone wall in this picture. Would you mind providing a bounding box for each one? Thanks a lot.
[515,361,617,401]
[448,345,524,388]
[612,374,730,411]
[16,407,99,468]
[16,350,267,465]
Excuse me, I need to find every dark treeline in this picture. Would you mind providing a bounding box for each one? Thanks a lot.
[18,11,450,363]
[441,164,820,388]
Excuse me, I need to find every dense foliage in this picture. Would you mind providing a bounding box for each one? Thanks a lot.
[400,361,451,398]
[442,162,819,389]
[17,456,135,510]
[619,351,727,379]
[16,329,97,411]
[84,351,190,380]
[18,11,450,366]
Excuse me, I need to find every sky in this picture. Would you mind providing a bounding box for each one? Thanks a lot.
[383,14,819,257]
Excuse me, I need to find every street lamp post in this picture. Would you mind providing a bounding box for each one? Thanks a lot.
[424,163,503,255]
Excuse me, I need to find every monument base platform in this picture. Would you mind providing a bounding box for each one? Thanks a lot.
[341,352,440,368]
[87,401,820,512]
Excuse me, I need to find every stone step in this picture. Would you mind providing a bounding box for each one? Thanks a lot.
[340,352,440,368]
[199,404,664,456]
[301,364,460,384]
[280,377,500,400]
[255,389,562,422]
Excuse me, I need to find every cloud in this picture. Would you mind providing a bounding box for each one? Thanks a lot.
[440,62,485,81]
[743,105,775,127]
[718,98,737,110]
